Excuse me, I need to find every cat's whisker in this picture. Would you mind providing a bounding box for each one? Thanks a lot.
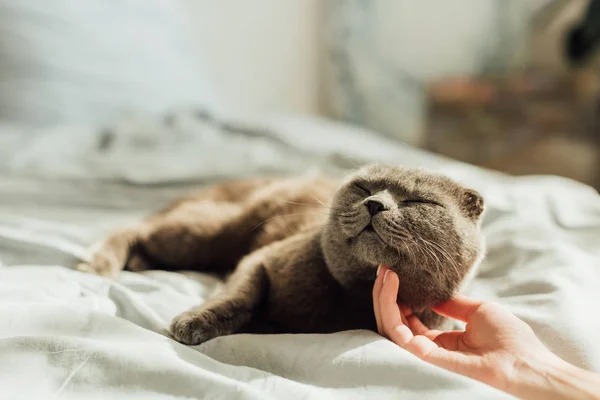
[338,209,360,220]
[339,214,361,223]
[338,154,362,169]
[411,236,440,267]
[281,197,343,209]
[251,212,330,232]
[383,224,411,240]
[417,237,461,279]
[281,200,345,213]
[424,239,459,275]
[284,197,354,216]
[340,217,363,228]
[392,235,415,265]
[420,242,440,271]
[329,198,351,212]
[376,226,409,263]
[337,209,359,217]
[417,238,443,269]
[282,200,321,207]
[295,223,330,241]
[387,221,413,235]
[408,244,418,265]
[309,194,336,209]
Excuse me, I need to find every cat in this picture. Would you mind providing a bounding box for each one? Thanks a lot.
[77,164,485,345]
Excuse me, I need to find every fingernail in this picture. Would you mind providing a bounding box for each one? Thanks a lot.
[383,269,390,285]
[376,265,381,276]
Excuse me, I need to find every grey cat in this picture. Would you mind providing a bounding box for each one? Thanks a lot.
[78,164,485,345]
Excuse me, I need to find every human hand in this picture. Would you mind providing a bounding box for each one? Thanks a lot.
[372,265,563,392]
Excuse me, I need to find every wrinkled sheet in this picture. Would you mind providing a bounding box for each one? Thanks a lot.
[1,114,599,399]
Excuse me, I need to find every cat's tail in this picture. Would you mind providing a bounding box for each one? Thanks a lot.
[76,224,143,278]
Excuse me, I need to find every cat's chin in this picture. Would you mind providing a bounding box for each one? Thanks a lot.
[349,228,399,267]
[359,225,385,244]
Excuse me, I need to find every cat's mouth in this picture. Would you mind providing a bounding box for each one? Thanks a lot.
[359,223,386,245]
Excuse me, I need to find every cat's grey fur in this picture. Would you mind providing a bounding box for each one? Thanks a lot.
[78,164,485,345]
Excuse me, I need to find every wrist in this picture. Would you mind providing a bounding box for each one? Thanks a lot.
[507,353,600,400]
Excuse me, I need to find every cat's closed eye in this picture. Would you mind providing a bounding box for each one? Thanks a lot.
[354,182,371,196]
[400,199,443,207]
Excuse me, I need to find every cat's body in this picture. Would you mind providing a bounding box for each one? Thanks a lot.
[78,164,485,345]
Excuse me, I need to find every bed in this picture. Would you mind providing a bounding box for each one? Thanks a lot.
[1,112,599,400]
[2,1,600,397]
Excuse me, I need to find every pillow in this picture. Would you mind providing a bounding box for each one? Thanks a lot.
[0,0,220,127]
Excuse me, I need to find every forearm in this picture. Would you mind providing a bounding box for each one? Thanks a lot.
[507,355,600,400]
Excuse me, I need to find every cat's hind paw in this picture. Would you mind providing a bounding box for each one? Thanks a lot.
[170,309,223,345]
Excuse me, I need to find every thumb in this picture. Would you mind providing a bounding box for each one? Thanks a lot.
[405,336,471,376]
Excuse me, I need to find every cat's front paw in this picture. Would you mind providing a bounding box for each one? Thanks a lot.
[75,250,121,278]
[170,309,223,345]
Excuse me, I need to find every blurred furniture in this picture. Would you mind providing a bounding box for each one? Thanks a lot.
[323,1,556,146]
[424,0,600,190]
[425,72,600,189]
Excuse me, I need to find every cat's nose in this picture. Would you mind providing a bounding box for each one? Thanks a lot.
[365,200,385,216]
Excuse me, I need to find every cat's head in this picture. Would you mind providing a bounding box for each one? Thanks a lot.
[322,164,485,311]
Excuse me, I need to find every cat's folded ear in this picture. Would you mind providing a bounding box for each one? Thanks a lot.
[461,189,485,220]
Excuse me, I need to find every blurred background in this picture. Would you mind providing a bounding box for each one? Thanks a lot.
[326,0,600,188]
[0,0,599,188]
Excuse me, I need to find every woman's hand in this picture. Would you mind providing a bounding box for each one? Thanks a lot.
[372,265,579,396]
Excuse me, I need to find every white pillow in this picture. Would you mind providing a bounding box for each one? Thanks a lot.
[0,0,220,127]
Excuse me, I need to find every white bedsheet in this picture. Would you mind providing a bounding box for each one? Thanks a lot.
[1,115,599,399]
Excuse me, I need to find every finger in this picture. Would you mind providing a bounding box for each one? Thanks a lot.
[412,340,472,376]
[387,320,415,347]
[432,295,483,323]
[379,269,413,347]
[406,315,442,340]
[400,307,409,326]
[399,304,413,318]
[432,331,463,351]
[402,336,473,377]
[406,315,429,335]
[403,335,440,360]
[372,265,387,334]
[401,325,475,379]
